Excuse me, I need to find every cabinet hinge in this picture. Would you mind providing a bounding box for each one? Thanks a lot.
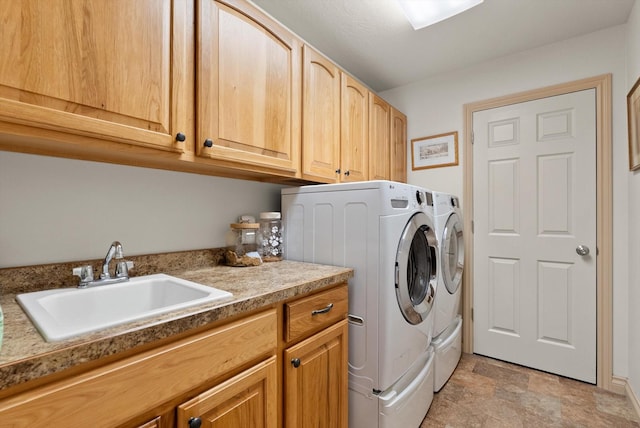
[471,220,474,233]
[471,131,474,144]
[471,307,474,322]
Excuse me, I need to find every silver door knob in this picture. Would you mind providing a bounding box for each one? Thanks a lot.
[576,245,590,256]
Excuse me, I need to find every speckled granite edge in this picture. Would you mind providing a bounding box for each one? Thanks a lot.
[0,247,227,295]
[0,257,353,393]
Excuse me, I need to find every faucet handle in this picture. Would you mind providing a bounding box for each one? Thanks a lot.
[115,260,134,278]
[72,265,94,285]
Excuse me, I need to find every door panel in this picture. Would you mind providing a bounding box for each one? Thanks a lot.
[473,89,596,383]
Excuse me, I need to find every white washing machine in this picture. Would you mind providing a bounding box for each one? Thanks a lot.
[430,191,464,392]
[282,181,438,428]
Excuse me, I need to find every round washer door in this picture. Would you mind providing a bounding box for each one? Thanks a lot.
[442,212,464,294]
[395,212,438,325]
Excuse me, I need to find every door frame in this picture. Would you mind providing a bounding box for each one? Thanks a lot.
[462,74,615,390]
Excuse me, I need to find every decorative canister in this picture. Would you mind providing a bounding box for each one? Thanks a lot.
[257,212,283,262]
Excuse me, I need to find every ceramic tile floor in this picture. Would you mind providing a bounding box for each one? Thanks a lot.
[421,353,640,427]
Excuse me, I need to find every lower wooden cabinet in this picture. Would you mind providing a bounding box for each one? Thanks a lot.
[0,284,349,428]
[0,310,277,427]
[283,284,349,428]
[177,356,278,428]
[284,320,348,428]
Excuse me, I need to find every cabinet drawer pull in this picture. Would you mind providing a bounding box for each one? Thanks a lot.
[188,417,202,428]
[311,303,334,316]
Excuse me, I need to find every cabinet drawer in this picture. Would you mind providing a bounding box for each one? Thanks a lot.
[285,284,348,342]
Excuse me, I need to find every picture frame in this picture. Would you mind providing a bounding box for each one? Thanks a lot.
[411,131,459,170]
[628,75,640,171]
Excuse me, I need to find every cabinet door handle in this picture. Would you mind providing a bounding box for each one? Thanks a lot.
[188,417,202,428]
[344,170,350,176]
[311,303,334,316]
[335,168,341,174]
[175,132,186,142]
[291,358,301,368]
[203,139,213,148]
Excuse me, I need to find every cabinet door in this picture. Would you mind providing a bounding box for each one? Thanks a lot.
[197,0,301,176]
[177,356,278,428]
[284,320,348,428]
[0,0,191,152]
[301,45,341,183]
[340,74,368,182]
[369,94,391,181]
[390,107,407,183]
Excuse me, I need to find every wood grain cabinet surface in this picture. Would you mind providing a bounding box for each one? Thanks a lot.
[177,356,278,428]
[340,73,369,182]
[301,46,369,183]
[0,310,277,428]
[196,0,301,177]
[0,0,192,153]
[369,93,392,181]
[0,0,405,184]
[391,107,408,183]
[283,284,349,428]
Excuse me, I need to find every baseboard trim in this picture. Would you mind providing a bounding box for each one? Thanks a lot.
[611,375,640,420]
[611,375,628,395]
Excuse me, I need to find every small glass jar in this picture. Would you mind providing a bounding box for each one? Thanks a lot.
[257,212,283,262]
[229,222,259,256]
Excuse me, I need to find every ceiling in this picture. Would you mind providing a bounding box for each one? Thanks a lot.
[251,0,636,92]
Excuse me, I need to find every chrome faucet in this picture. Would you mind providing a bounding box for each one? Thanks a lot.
[73,241,134,288]
[101,241,123,279]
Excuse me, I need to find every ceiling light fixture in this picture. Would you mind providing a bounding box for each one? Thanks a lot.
[397,0,484,30]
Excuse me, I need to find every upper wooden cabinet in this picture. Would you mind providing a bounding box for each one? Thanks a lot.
[301,46,368,183]
[390,107,408,183]
[196,0,301,176]
[0,0,405,184]
[301,45,341,182]
[0,0,192,153]
[369,94,391,181]
[340,74,369,182]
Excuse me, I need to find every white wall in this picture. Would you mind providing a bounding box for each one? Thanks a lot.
[381,25,630,378]
[626,0,640,401]
[0,152,284,268]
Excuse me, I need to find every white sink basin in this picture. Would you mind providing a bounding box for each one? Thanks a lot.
[16,274,233,342]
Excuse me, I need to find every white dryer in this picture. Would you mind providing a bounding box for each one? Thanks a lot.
[282,181,439,428]
[430,191,464,392]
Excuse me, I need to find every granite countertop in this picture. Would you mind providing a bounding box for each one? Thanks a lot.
[0,260,353,392]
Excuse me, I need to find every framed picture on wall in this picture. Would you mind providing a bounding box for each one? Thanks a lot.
[628,75,640,171]
[411,131,459,170]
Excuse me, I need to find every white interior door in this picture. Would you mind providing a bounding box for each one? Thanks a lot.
[472,89,596,383]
